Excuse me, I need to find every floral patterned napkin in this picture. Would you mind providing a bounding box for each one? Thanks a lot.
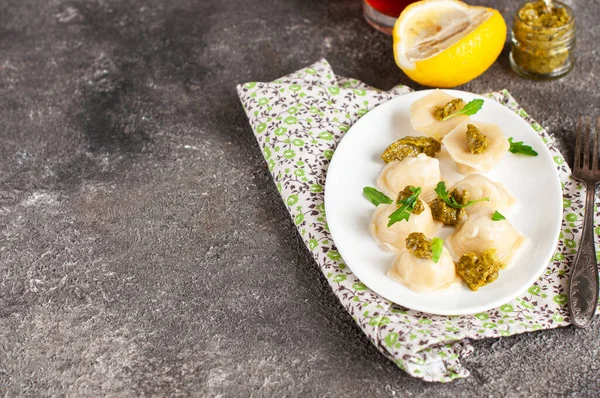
[236,59,599,382]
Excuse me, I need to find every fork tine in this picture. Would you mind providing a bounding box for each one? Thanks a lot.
[595,117,600,171]
[583,116,592,170]
[575,117,583,170]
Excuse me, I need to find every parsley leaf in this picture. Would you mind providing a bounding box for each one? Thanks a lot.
[387,187,422,227]
[363,186,392,206]
[431,237,444,263]
[492,210,506,221]
[508,137,538,156]
[442,99,484,121]
[434,181,489,209]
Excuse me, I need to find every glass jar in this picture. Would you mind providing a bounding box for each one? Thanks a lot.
[510,1,576,80]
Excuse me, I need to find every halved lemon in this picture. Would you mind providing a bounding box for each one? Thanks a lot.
[393,0,507,88]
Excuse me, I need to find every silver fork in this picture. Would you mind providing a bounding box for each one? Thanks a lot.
[569,116,600,328]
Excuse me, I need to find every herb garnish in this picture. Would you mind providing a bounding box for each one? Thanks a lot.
[442,99,484,121]
[434,182,489,209]
[387,187,422,227]
[363,187,392,206]
[431,237,444,263]
[508,137,538,156]
[491,210,506,221]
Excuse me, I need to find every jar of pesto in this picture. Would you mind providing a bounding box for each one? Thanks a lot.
[510,1,576,80]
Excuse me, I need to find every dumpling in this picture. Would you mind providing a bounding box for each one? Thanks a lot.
[452,174,516,214]
[442,121,510,174]
[369,201,439,252]
[377,153,441,202]
[409,90,471,139]
[446,207,527,267]
[387,246,458,293]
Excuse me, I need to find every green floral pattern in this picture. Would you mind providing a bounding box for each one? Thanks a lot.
[237,59,600,382]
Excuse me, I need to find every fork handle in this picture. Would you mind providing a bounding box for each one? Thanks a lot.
[568,182,599,328]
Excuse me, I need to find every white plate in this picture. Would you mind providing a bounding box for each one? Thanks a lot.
[324,89,562,315]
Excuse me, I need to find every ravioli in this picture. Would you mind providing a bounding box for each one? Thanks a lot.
[409,90,471,139]
[442,121,510,174]
[369,201,439,253]
[452,174,516,214]
[377,153,441,202]
[387,246,458,293]
[446,207,527,267]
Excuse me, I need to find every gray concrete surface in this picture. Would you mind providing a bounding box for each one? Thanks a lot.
[1,0,599,396]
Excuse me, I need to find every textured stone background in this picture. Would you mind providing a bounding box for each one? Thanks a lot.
[1,0,599,396]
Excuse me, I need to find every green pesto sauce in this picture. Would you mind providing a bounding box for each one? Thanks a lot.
[518,1,570,28]
[465,124,489,154]
[405,232,432,260]
[456,250,503,291]
[433,99,465,121]
[397,185,424,215]
[429,188,468,226]
[381,136,441,163]
[512,1,574,76]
